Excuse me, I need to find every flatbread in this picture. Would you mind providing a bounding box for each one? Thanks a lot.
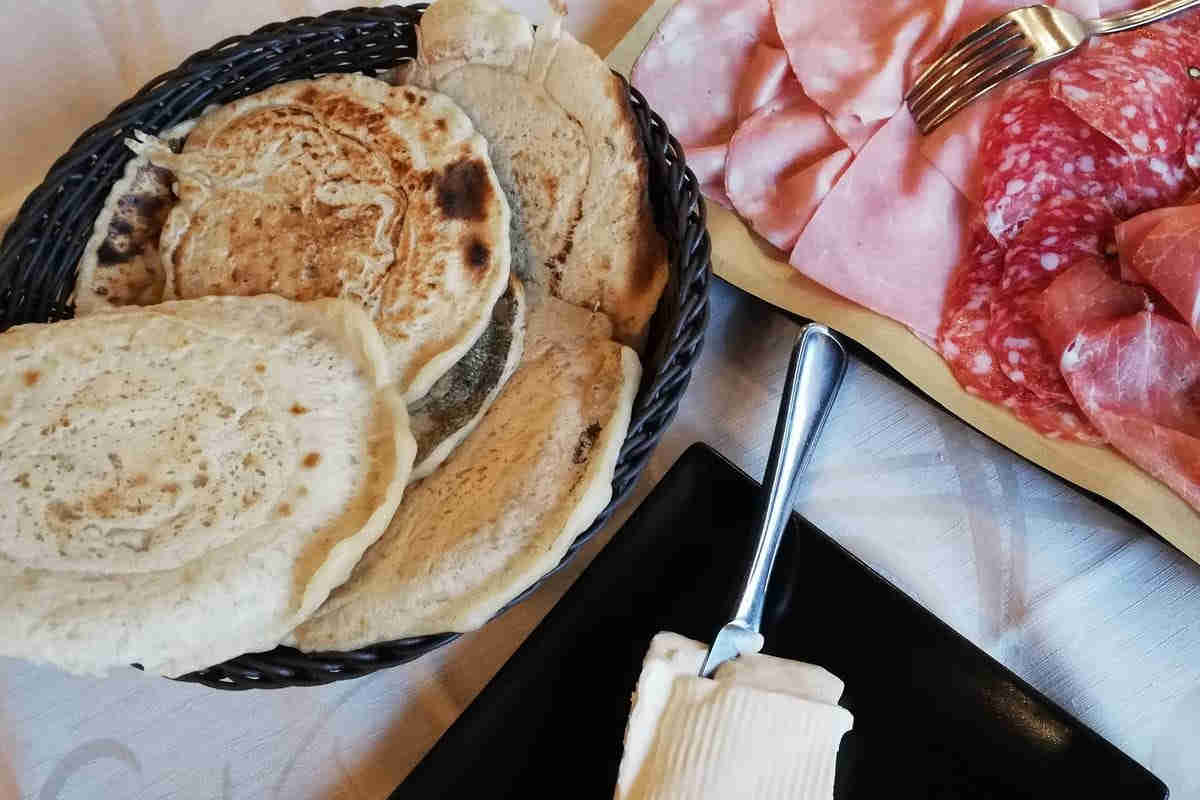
[0,295,415,676]
[98,74,512,401]
[398,0,669,346]
[288,296,640,648]
[72,119,194,314]
[409,274,526,481]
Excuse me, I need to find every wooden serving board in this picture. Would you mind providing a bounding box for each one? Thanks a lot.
[607,0,1200,565]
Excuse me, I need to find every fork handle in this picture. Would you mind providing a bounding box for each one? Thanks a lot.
[729,324,847,633]
[1091,0,1200,35]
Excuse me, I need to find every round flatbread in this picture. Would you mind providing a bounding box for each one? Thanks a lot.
[72,119,194,314]
[91,74,511,401]
[399,0,668,346]
[288,295,640,648]
[0,295,415,676]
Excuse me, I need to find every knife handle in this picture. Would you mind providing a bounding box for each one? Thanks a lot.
[731,323,847,633]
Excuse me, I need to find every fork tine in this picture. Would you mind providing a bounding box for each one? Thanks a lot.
[917,52,1038,133]
[910,42,1032,125]
[906,27,1024,113]
[905,16,1016,103]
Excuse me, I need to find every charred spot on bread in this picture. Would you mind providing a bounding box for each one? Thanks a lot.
[573,422,602,464]
[436,159,492,221]
[464,237,490,270]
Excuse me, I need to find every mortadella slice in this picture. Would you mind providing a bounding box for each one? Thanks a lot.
[1120,202,1200,331]
[631,0,780,147]
[790,110,968,341]
[1061,312,1200,510]
[736,43,795,122]
[771,0,960,126]
[725,91,848,250]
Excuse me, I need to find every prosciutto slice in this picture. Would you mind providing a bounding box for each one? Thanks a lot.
[1118,203,1200,331]
[1037,256,1149,357]
[1061,312,1200,509]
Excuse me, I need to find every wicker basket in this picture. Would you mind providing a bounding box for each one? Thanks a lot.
[0,4,711,689]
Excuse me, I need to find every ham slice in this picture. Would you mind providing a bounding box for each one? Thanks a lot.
[1061,312,1200,509]
[631,0,779,147]
[1119,203,1200,330]
[725,91,848,250]
[789,111,968,341]
[682,143,732,208]
[771,0,960,126]
[736,43,794,122]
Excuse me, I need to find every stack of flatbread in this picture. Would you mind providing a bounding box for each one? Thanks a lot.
[0,0,669,676]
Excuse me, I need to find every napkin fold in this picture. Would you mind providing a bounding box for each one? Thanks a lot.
[615,633,853,800]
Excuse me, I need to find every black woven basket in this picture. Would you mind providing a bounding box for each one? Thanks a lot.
[0,4,710,689]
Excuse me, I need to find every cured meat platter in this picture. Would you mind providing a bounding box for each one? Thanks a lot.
[608,0,1200,564]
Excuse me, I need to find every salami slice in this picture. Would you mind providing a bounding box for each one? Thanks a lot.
[1010,398,1105,443]
[984,196,1115,407]
[938,219,1014,403]
[1050,32,1192,159]
[938,219,1102,442]
[988,289,1077,405]
[999,196,1115,295]
[1122,148,1198,216]
[978,80,1129,242]
[1186,110,1200,173]
[1142,14,1200,67]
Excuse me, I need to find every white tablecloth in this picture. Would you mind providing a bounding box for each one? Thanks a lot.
[2,3,1199,799]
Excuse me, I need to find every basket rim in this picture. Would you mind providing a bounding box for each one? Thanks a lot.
[1,2,711,689]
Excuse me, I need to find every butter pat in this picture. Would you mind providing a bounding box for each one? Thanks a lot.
[615,633,853,800]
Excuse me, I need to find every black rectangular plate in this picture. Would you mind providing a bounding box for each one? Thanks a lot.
[394,443,1168,799]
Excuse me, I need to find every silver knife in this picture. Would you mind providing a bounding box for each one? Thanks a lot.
[699,323,848,677]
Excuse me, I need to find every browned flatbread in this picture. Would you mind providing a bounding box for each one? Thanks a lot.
[83,75,512,402]
[398,0,669,346]
[72,119,193,314]
[288,294,640,647]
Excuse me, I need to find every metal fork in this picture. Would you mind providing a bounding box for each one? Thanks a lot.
[906,0,1200,134]
[698,324,847,678]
